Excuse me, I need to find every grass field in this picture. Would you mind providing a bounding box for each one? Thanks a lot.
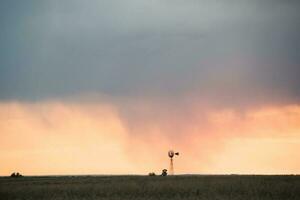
[0,175,299,200]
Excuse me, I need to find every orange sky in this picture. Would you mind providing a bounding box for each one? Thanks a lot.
[1,0,300,177]
[0,101,300,175]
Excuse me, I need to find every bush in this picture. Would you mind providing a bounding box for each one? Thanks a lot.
[10,172,23,178]
[161,169,168,176]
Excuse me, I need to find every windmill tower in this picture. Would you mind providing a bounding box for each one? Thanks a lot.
[168,150,179,175]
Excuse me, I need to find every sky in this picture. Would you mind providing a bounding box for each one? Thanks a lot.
[1,0,300,175]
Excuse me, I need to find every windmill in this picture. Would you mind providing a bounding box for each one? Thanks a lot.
[168,150,179,175]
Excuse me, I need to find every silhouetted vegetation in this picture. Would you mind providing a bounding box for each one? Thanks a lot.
[0,175,299,200]
[161,169,168,176]
[10,172,23,178]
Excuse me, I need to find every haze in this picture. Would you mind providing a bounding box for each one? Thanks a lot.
[1,0,300,175]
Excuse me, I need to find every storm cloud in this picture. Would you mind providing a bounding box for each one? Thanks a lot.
[1,1,300,175]
[1,0,300,106]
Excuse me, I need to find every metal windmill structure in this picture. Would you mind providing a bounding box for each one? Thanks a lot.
[168,150,179,175]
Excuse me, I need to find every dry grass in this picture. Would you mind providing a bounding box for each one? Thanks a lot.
[0,175,299,200]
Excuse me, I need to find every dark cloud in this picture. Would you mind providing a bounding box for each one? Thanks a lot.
[1,0,300,106]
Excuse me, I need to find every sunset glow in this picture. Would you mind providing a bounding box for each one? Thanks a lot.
[1,0,300,176]
[1,101,299,175]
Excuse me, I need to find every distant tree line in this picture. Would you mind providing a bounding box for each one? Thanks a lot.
[10,172,23,178]
[148,169,168,176]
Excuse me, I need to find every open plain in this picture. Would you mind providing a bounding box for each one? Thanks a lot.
[0,175,299,200]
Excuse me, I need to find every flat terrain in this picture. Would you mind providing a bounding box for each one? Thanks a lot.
[0,175,299,200]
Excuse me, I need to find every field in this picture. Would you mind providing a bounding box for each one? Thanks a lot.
[0,175,299,200]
